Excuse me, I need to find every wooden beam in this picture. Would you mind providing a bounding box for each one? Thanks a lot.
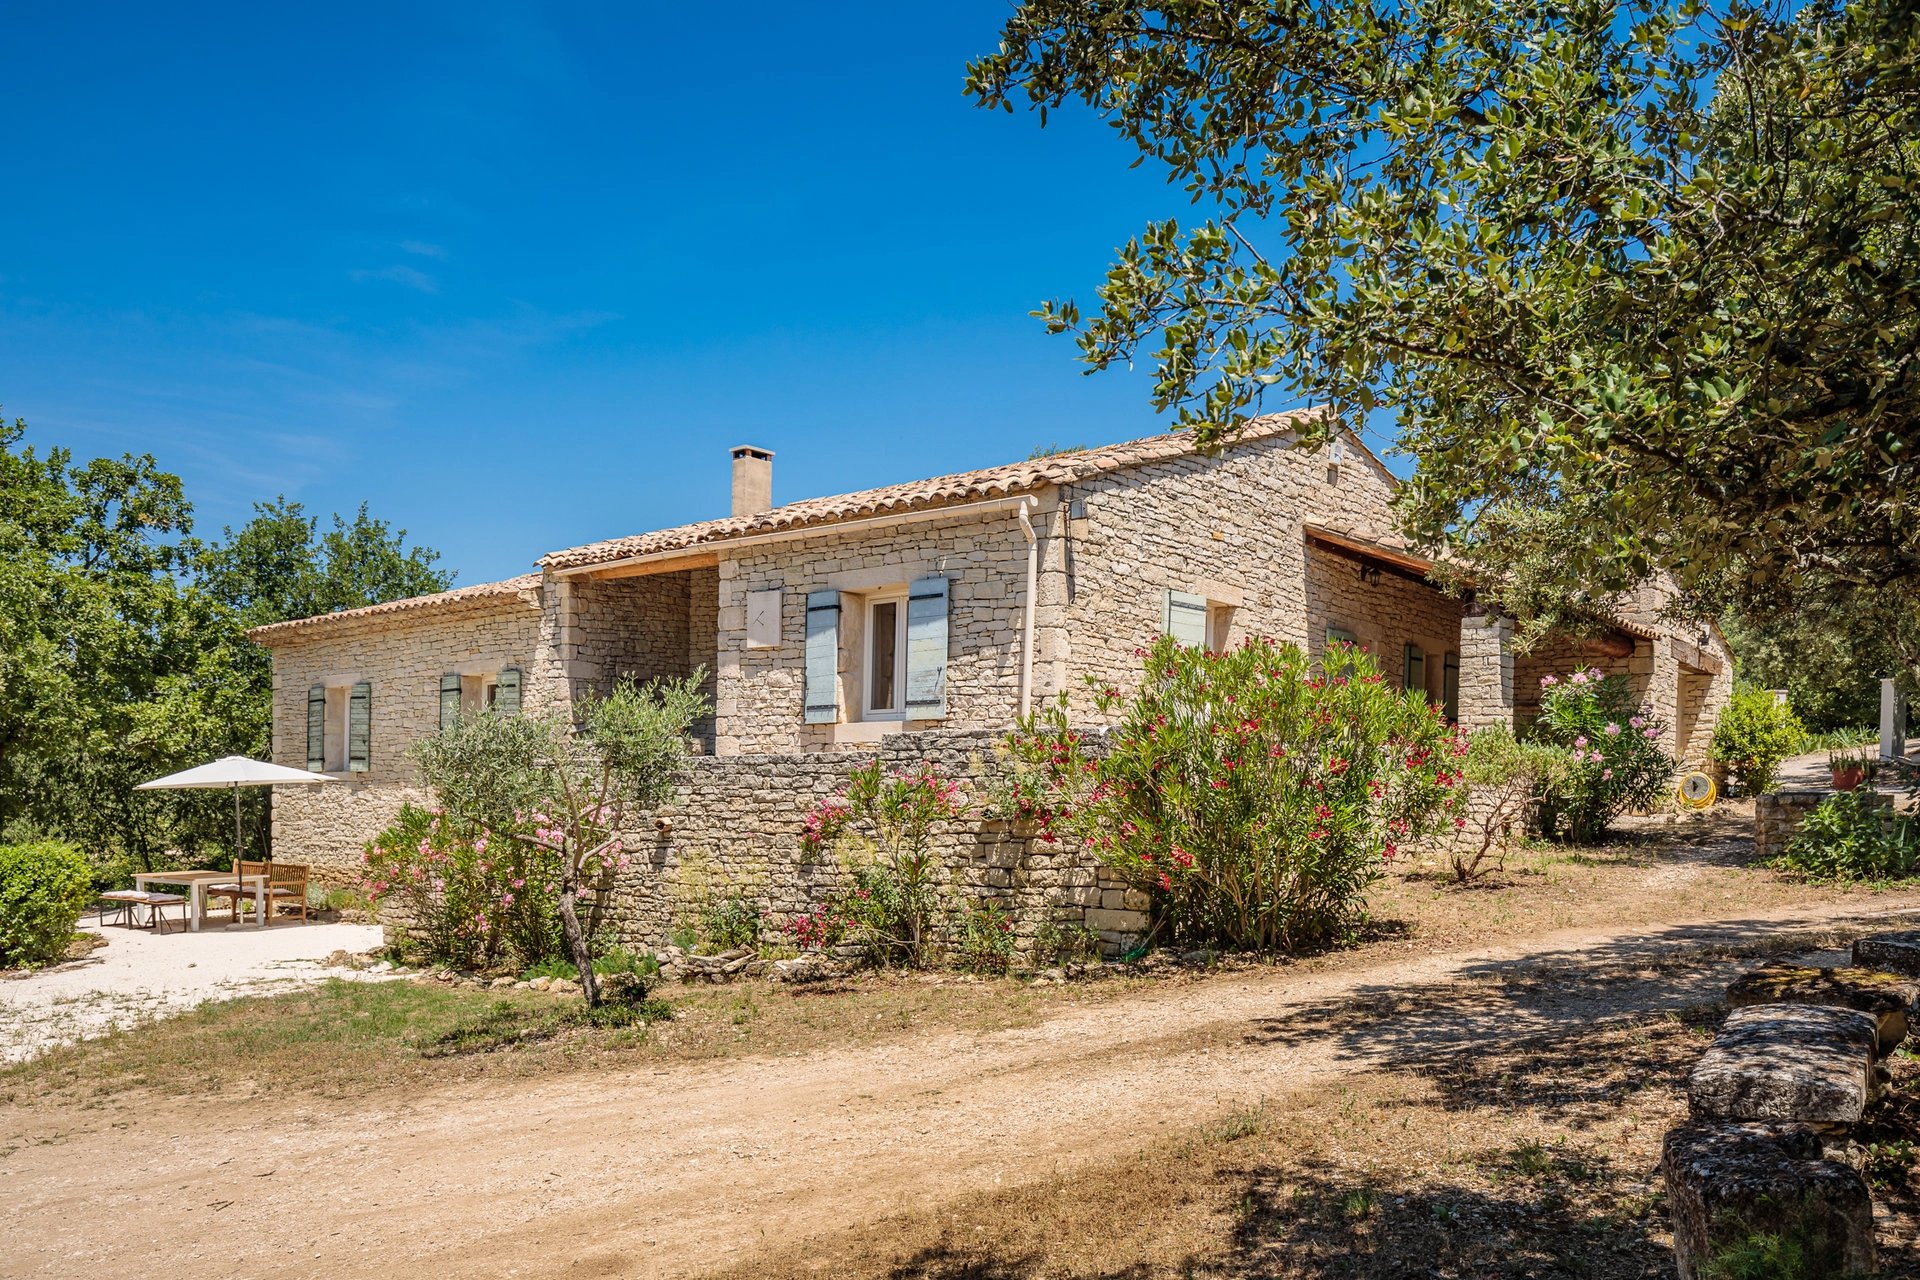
[585,551,720,580]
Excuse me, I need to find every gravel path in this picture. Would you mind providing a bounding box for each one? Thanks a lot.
[0,920,389,1064]
[5,896,1917,1279]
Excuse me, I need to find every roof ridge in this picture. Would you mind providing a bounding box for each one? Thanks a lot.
[247,573,542,641]
[540,410,1324,572]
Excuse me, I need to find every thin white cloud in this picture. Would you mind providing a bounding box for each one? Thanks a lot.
[350,264,440,294]
[400,240,448,260]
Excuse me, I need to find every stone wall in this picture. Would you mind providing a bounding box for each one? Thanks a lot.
[1754,789,1891,861]
[267,589,546,884]
[613,728,1147,957]
[1303,542,1465,697]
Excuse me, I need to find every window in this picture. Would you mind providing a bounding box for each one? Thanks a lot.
[461,673,497,714]
[1442,651,1460,722]
[865,594,909,718]
[1326,625,1358,648]
[1207,604,1236,653]
[308,681,371,773]
[1403,644,1427,701]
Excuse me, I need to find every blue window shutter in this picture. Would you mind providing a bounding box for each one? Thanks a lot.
[306,685,326,772]
[439,673,462,729]
[1164,590,1208,648]
[803,591,841,724]
[904,576,950,720]
[347,682,373,772]
[495,667,522,717]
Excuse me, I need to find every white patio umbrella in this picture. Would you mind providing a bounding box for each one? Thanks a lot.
[135,756,334,864]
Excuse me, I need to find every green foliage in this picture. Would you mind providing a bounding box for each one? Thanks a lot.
[1713,686,1807,798]
[1451,726,1559,882]
[698,895,763,952]
[0,416,451,872]
[967,1,1920,629]
[1699,1231,1812,1280]
[1724,589,1917,734]
[1003,638,1464,952]
[521,948,659,983]
[1031,914,1102,966]
[802,759,968,967]
[1777,789,1920,883]
[406,673,710,1003]
[0,840,93,968]
[1528,669,1673,843]
[955,901,1017,975]
[361,805,561,970]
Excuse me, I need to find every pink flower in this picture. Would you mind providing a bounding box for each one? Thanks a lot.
[1644,725,1663,739]
[1540,675,1558,688]
[1604,723,1621,737]
[1630,715,1645,729]
[1573,736,1588,749]
[1589,751,1604,764]
[1569,671,1588,685]
[1602,768,1614,781]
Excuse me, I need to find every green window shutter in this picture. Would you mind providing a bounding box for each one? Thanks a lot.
[495,667,522,717]
[1442,651,1460,722]
[904,577,949,720]
[347,682,373,773]
[306,685,326,772]
[439,673,462,729]
[1403,644,1427,700]
[803,590,842,724]
[1164,590,1208,649]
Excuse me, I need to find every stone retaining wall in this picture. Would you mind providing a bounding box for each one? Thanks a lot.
[613,727,1149,957]
[1754,790,1892,861]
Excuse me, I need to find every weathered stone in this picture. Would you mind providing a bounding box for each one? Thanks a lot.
[1688,1004,1879,1129]
[528,976,552,991]
[488,976,515,989]
[1853,929,1920,978]
[1662,1122,1876,1280]
[1726,961,1917,1055]
[548,977,579,995]
[770,955,841,983]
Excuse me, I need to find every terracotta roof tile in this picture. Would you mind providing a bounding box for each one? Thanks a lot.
[246,574,543,644]
[539,410,1325,572]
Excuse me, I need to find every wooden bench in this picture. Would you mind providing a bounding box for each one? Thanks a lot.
[95,890,189,933]
[207,860,311,925]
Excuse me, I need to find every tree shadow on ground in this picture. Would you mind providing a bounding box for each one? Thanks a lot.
[1237,909,1920,1110]
[1215,1156,1667,1280]
[884,1250,1156,1280]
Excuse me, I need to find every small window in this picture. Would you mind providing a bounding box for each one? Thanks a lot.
[1404,643,1427,700]
[323,686,349,772]
[1326,626,1357,647]
[1207,605,1236,653]
[866,595,908,719]
[461,673,497,714]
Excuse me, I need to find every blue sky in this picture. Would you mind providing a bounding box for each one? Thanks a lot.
[2,2,1329,584]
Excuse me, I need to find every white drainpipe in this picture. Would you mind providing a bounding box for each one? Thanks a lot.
[1015,496,1038,720]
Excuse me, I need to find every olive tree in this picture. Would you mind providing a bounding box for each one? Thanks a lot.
[413,671,708,1005]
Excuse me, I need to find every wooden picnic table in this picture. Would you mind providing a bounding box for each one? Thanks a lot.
[131,870,269,933]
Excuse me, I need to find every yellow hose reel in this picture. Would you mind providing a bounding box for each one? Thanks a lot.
[1676,771,1717,810]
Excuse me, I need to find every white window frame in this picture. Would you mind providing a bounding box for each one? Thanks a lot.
[862,591,911,721]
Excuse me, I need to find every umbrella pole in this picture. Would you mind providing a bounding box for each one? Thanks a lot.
[233,786,244,924]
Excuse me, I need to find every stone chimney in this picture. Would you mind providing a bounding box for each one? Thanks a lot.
[730,445,774,517]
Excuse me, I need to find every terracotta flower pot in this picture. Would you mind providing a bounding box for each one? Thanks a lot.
[1831,764,1868,792]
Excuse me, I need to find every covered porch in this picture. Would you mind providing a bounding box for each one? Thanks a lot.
[548,557,721,750]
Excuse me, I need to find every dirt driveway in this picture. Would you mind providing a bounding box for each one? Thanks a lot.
[6,894,1917,1279]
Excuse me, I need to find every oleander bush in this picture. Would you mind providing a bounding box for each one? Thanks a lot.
[1528,669,1673,842]
[1000,637,1464,953]
[0,839,93,969]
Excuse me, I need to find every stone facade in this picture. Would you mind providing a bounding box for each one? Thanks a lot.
[253,425,1735,938]
[266,586,547,883]
[1755,789,1892,862]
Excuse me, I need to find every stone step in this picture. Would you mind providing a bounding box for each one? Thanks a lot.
[1663,1122,1876,1280]
[1688,1003,1880,1130]
[1726,960,1917,1055]
[1853,928,1920,977]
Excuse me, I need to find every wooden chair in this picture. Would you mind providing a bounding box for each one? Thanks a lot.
[265,861,310,924]
[204,860,270,924]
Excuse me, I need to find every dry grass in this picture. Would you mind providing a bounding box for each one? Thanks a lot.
[706,1015,1920,1280]
[0,970,1138,1107]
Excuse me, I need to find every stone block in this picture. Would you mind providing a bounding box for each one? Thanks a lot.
[1853,929,1920,978]
[1084,907,1149,932]
[1688,1004,1879,1129]
[1662,1122,1875,1280]
[1726,961,1917,1055]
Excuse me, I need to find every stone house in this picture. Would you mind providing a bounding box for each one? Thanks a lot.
[251,412,1733,948]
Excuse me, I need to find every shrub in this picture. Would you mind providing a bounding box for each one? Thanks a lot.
[1003,637,1465,953]
[0,840,93,969]
[955,901,1016,975]
[1713,684,1807,797]
[1777,788,1920,882]
[1450,727,1560,882]
[1528,669,1673,842]
[802,759,967,966]
[361,805,564,970]
[1031,915,1103,966]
